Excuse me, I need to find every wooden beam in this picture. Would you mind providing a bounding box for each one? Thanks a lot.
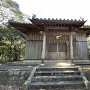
[46,31,76,35]
[44,26,70,30]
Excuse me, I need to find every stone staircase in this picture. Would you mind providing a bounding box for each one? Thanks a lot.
[23,64,89,90]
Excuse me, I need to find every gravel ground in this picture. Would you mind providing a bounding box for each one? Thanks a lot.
[0,64,34,70]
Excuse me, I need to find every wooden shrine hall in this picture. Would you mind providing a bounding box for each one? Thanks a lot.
[9,18,90,63]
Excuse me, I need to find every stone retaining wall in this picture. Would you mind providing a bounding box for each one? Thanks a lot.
[0,64,34,90]
[0,70,31,90]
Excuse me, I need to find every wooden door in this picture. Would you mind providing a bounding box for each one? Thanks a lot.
[48,42,67,59]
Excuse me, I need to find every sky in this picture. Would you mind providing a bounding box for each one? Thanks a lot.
[13,0,90,25]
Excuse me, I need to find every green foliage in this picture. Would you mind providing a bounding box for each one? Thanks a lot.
[87,37,90,60]
[0,0,24,24]
[0,0,27,62]
[0,25,26,62]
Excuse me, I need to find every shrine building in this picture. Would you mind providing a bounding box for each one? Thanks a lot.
[9,18,90,63]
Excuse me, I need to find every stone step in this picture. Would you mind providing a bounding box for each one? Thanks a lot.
[36,67,78,71]
[32,75,83,82]
[29,81,86,90]
[23,65,88,90]
[29,88,87,90]
[34,71,80,76]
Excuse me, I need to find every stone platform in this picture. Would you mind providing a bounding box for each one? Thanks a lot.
[23,59,90,65]
[0,61,90,90]
[23,63,90,90]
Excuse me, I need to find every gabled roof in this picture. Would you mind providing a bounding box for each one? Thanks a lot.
[29,18,86,28]
[9,21,40,33]
[9,18,87,34]
[79,25,90,36]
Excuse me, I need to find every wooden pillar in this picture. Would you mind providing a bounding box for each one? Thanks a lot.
[41,31,46,64]
[70,32,73,63]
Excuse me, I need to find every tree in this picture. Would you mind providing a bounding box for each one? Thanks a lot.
[0,25,26,62]
[0,0,27,62]
[0,0,24,24]
[87,37,90,60]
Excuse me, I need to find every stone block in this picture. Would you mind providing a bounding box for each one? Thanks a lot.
[86,81,90,90]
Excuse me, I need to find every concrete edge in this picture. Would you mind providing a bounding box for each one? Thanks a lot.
[78,66,90,90]
[21,65,40,90]
[23,59,90,64]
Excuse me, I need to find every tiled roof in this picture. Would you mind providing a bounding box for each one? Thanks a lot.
[9,21,40,33]
[29,18,86,28]
[9,18,90,34]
